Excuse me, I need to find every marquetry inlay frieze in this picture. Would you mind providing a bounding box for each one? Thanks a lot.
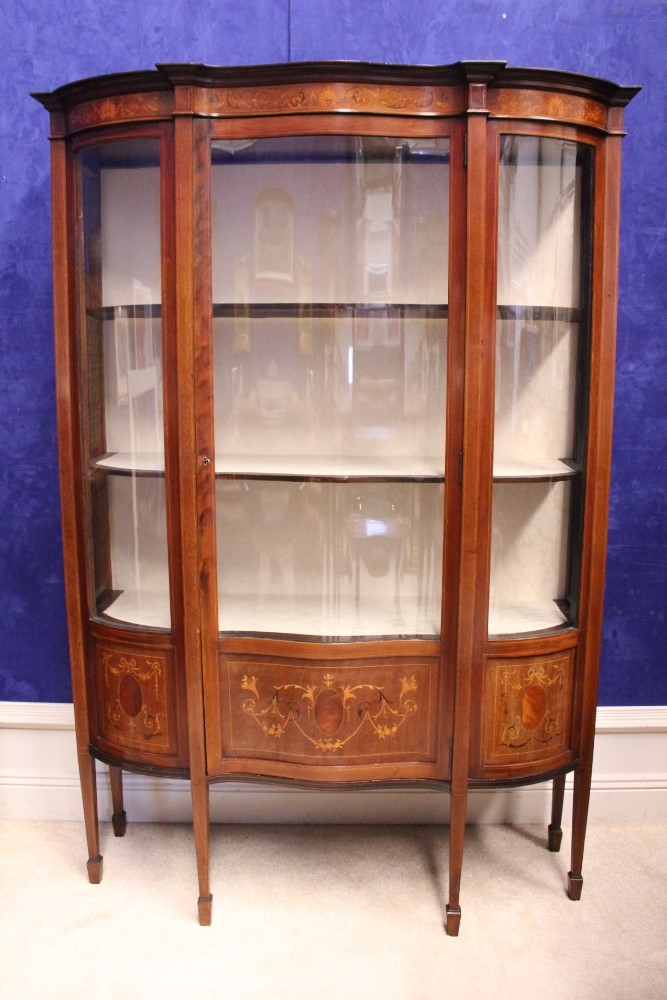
[196,82,467,118]
[66,92,171,133]
[60,81,612,134]
[488,88,608,129]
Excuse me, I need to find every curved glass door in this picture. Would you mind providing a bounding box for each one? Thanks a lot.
[211,135,450,640]
[490,135,593,636]
[77,137,170,629]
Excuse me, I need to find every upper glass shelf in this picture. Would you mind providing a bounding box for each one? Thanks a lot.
[89,302,583,320]
[213,302,447,316]
[93,452,578,482]
[92,452,444,480]
[214,454,444,481]
[95,452,166,474]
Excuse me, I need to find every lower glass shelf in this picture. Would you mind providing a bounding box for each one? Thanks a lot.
[217,592,441,640]
[492,458,576,481]
[98,590,171,630]
[488,600,568,637]
[98,590,569,639]
[97,589,440,639]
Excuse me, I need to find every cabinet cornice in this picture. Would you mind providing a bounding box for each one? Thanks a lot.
[32,61,640,137]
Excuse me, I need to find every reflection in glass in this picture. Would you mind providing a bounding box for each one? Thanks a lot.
[211,136,450,639]
[490,137,592,636]
[78,139,170,629]
[213,306,446,472]
[217,480,444,640]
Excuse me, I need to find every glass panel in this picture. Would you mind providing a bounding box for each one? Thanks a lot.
[217,480,444,641]
[490,136,593,636]
[78,138,170,629]
[211,135,450,640]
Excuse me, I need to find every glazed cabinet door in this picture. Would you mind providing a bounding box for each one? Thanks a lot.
[77,135,171,628]
[200,127,461,780]
[73,129,188,768]
[489,131,594,638]
[477,126,597,777]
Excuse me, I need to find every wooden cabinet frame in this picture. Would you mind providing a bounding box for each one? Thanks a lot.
[33,61,638,934]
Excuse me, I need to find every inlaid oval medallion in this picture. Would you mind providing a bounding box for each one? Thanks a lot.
[313,688,344,736]
[521,685,547,730]
[119,673,143,718]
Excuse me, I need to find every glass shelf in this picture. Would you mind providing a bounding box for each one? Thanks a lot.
[98,589,171,630]
[488,600,568,637]
[492,458,577,482]
[213,302,447,316]
[90,302,451,317]
[92,453,443,479]
[218,592,440,642]
[95,452,166,474]
[93,452,576,482]
[215,454,444,481]
[91,301,583,322]
[97,586,443,640]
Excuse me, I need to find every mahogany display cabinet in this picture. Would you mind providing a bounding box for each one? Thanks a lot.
[33,61,639,933]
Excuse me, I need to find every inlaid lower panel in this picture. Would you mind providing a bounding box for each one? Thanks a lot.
[218,654,438,766]
[91,637,185,764]
[481,649,574,767]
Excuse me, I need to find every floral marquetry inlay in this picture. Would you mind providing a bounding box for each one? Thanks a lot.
[488,88,607,129]
[66,92,171,133]
[198,82,465,118]
[94,643,177,754]
[221,656,437,764]
[482,651,574,766]
[240,672,419,752]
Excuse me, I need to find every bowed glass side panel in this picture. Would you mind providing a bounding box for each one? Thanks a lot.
[490,136,594,637]
[210,136,450,640]
[77,138,170,630]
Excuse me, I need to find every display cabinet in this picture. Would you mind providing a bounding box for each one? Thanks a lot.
[33,61,638,934]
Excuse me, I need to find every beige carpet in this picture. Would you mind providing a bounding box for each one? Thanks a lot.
[1,820,665,999]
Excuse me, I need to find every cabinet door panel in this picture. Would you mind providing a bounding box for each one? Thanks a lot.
[216,654,439,767]
[91,637,188,766]
[481,649,574,769]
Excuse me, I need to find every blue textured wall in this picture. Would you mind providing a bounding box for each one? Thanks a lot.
[1,1,665,705]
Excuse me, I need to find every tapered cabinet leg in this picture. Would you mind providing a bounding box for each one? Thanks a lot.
[78,750,103,883]
[548,773,566,852]
[109,765,127,837]
[446,787,467,936]
[568,764,592,900]
[191,776,212,925]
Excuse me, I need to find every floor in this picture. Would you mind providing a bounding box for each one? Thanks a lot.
[1,820,665,999]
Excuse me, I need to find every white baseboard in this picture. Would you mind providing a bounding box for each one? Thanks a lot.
[1,702,666,825]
